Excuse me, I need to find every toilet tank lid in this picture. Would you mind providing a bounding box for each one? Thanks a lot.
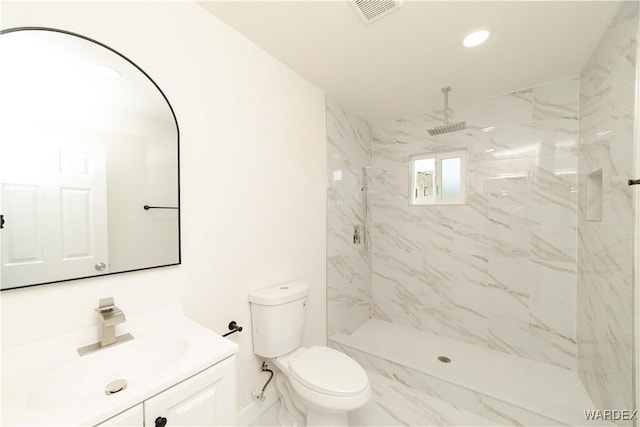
[248,281,310,305]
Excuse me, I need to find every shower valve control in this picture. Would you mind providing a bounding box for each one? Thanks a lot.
[353,225,361,245]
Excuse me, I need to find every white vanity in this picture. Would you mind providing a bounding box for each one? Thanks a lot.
[1,306,238,426]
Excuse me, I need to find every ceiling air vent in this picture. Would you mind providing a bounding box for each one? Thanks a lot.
[352,0,403,24]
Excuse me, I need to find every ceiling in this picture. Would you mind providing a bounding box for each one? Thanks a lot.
[199,1,622,124]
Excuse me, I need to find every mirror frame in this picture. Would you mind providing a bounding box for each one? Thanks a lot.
[0,27,181,291]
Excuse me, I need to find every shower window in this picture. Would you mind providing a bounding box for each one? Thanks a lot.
[409,150,466,205]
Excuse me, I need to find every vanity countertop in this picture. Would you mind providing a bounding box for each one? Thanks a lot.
[1,305,238,426]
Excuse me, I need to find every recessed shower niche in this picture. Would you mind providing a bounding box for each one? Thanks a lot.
[586,169,603,222]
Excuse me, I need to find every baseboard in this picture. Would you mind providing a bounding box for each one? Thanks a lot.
[236,386,279,426]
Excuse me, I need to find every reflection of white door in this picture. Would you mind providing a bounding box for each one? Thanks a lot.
[0,130,109,288]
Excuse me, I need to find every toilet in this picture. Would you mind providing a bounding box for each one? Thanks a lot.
[248,281,370,426]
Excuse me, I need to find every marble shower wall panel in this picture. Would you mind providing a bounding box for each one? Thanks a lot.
[326,97,372,335]
[577,1,637,413]
[371,78,579,369]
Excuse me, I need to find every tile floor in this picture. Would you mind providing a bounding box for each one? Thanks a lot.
[249,370,497,427]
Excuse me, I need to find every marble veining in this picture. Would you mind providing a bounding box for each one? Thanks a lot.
[332,319,607,426]
[371,77,579,369]
[356,372,499,427]
[326,5,635,413]
[577,0,637,416]
[326,96,372,335]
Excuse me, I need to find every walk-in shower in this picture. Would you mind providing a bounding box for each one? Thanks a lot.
[326,2,638,424]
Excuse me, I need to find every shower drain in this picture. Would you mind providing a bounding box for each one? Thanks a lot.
[437,355,452,363]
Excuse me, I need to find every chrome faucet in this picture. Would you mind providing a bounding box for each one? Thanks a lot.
[78,297,134,356]
[96,297,126,347]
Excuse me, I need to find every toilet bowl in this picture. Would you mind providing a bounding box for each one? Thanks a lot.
[248,281,371,426]
[272,346,370,426]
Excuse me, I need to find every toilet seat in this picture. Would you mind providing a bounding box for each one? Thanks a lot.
[289,346,369,397]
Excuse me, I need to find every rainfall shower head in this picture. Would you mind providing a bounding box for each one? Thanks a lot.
[427,87,467,136]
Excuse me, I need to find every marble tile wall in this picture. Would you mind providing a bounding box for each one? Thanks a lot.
[326,97,372,335]
[371,78,580,369]
[577,1,637,414]
[349,371,500,426]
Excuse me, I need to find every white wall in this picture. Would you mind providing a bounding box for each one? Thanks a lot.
[0,0,327,414]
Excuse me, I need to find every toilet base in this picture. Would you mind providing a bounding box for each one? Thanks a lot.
[275,374,306,426]
[274,368,353,427]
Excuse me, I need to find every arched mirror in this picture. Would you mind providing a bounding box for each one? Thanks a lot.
[0,28,180,290]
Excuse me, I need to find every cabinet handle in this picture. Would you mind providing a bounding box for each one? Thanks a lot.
[155,417,167,427]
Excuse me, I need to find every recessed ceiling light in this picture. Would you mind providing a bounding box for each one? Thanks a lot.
[463,30,490,48]
[481,126,495,133]
[94,65,121,79]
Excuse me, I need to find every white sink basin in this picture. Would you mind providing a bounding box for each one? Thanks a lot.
[1,305,237,426]
[27,336,189,411]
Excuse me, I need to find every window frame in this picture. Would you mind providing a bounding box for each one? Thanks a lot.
[409,149,467,206]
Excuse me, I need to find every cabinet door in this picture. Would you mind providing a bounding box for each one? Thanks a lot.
[144,357,236,427]
[96,404,143,427]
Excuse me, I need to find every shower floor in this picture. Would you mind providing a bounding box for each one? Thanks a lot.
[331,319,608,426]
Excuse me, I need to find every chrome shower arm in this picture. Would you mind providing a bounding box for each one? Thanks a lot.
[442,86,451,125]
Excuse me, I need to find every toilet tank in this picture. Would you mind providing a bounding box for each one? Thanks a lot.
[248,281,310,358]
